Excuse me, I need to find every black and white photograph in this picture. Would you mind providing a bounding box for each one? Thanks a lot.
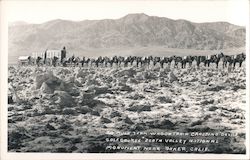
[0,0,249,159]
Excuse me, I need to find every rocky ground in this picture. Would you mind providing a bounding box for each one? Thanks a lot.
[7,63,246,153]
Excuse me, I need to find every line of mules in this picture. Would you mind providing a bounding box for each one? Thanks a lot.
[30,52,245,69]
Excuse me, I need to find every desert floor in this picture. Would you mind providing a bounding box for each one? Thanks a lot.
[7,62,246,153]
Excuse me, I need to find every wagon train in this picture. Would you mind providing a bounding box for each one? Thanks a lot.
[18,46,246,69]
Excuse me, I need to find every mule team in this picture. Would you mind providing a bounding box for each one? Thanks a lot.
[31,53,245,69]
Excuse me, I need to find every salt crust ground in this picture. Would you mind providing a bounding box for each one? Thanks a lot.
[7,63,246,153]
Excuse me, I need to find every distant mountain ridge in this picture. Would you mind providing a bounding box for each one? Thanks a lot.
[8,13,245,63]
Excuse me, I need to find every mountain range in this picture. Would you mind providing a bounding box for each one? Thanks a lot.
[8,13,245,63]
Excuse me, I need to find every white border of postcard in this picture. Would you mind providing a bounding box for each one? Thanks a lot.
[1,0,249,159]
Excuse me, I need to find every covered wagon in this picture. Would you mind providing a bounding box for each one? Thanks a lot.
[18,56,31,65]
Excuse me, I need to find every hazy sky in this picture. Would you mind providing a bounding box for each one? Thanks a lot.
[3,0,249,26]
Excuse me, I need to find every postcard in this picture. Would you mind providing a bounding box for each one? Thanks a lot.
[0,0,249,159]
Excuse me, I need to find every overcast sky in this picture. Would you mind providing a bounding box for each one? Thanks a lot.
[3,0,249,26]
